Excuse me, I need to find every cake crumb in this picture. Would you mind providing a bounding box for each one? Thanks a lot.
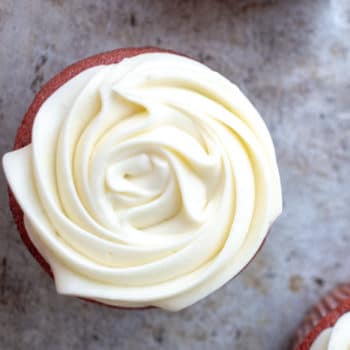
[289,275,304,292]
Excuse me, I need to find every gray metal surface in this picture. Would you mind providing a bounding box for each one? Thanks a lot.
[1,1,350,349]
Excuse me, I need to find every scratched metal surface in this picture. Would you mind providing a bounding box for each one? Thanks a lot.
[1,1,350,349]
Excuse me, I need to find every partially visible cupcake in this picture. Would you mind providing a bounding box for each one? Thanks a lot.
[2,47,282,311]
[292,284,350,349]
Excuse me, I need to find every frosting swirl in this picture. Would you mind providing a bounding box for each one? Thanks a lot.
[3,53,282,310]
[310,312,350,350]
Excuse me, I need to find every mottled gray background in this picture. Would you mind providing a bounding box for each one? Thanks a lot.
[1,0,350,349]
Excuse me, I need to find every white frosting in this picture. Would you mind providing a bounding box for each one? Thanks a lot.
[2,53,282,311]
[310,312,350,350]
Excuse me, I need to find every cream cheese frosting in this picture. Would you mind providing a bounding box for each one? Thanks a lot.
[310,312,350,350]
[3,52,282,311]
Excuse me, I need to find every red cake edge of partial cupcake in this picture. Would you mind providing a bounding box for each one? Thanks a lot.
[292,284,350,350]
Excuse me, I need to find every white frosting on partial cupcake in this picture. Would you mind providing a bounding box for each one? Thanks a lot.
[3,52,282,311]
[310,312,350,350]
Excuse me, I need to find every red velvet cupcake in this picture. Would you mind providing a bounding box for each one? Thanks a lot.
[292,284,350,350]
[2,48,282,311]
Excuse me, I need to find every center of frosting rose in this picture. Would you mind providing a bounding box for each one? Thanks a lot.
[3,52,282,310]
[310,312,350,350]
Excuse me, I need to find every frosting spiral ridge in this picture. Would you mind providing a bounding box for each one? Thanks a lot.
[3,53,282,310]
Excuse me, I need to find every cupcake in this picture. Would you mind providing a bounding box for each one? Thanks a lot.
[2,47,282,311]
[292,284,350,349]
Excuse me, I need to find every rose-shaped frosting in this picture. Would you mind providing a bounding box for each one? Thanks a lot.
[3,53,282,310]
[310,313,350,350]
